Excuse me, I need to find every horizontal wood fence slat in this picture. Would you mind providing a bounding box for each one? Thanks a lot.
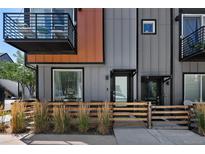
[12,101,195,131]
[152,111,189,114]
[152,105,189,109]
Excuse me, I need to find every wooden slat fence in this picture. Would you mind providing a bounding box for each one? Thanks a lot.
[12,101,195,131]
[151,105,192,129]
[112,102,149,127]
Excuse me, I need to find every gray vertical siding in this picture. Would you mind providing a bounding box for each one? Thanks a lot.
[37,8,137,102]
[138,8,171,104]
[37,8,205,105]
[172,9,205,104]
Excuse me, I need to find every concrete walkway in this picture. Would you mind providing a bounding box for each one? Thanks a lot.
[114,127,205,145]
[21,134,117,145]
[0,134,26,145]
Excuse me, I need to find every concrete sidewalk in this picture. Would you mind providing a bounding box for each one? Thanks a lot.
[114,127,205,145]
[21,134,117,145]
[0,134,117,145]
[0,134,26,145]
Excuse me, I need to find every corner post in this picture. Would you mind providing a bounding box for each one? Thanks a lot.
[187,105,192,130]
[147,101,152,129]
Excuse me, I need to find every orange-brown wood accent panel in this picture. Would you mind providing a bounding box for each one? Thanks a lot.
[27,8,103,63]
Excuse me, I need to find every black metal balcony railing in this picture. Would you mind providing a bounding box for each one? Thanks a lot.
[181,26,205,60]
[3,13,76,53]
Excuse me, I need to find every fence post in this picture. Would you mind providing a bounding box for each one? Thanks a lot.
[187,105,192,130]
[147,101,152,129]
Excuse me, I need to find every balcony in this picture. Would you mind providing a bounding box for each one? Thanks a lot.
[181,26,205,61]
[3,13,76,54]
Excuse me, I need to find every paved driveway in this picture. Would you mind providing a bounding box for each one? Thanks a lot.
[114,127,205,145]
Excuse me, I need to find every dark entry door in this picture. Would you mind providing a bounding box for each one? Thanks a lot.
[111,71,134,102]
[141,77,163,105]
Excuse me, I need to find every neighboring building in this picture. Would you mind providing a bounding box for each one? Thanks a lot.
[3,8,205,105]
[0,53,13,62]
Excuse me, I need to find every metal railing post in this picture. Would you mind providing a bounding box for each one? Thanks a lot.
[35,13,37,39]
[147,101,152,129]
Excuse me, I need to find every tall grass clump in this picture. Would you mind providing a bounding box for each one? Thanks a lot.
[78,103,90,133]
[33,102,49,133]
[53,105,71,133]
[97,102,110,135]
[0,103,3,110]
[194,103,205,135]
[11,102,26,133]
[0,110,5,133]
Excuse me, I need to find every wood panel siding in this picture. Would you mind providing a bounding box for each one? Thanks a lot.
[26,9,104,63]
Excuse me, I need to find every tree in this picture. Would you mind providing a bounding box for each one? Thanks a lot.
[0,51,36,99]
[13,50,24,65]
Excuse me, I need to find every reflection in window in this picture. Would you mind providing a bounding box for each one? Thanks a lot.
[53,69,83,102]
[184,74,205,102]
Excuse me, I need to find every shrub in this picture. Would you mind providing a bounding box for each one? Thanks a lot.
[11,102,26,133]
[33,102,49,133]
[194,103,205,135]
[53,105,71,133]
[97,102,110,135]
[78,103,90,133]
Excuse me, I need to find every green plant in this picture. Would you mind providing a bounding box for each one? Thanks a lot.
[0,51,36,99]
[33,102,49,133]
[11,102,26,133]
[97,102,110,135]
[194,104,205,136]
[78,103,90,133]
[0,110,5,133]
[53,105,71,133]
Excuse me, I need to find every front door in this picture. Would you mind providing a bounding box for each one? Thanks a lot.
[141,77,163,105]
[111,71,133,102]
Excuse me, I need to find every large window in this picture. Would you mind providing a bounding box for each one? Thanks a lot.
[181,14,205,37]
[184,74,205,102]
[53,69,83,102]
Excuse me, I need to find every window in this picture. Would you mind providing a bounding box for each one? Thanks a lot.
[29,8,76,39]
[181,14,205,37]
[53,69,83,102]
[184,74,205,102]
[141,19,156,34]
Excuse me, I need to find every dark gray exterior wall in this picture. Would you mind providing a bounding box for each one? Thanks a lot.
[36,8,205,105]
[37,8,137,102]
[172,9,205,104]
[138,8,171,105]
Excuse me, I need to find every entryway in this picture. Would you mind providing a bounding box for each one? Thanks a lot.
[141,76,171,105]
[110,69,136,102]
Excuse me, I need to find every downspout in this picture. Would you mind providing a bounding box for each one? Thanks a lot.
[136,8,139,101]
[170,8,174,105]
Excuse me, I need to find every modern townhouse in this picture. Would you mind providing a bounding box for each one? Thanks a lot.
[3,8,205,105]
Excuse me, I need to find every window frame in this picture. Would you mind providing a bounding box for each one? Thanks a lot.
[181,14,205,38]
[51,8,77,25]
[141,19,157,35]
[183,73,205,103]
[51,67,84,102]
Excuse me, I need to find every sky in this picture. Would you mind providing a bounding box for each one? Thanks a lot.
[0,8,23,62]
